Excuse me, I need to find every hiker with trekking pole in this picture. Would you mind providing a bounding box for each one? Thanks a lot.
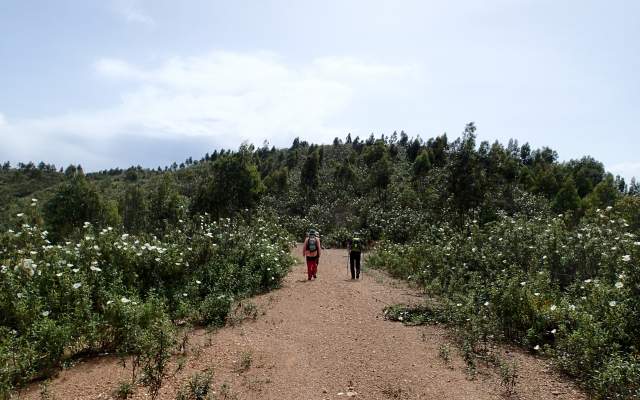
[302,229,321,280]
[347,234,363,280]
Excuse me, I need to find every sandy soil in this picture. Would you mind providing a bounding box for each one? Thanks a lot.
[19,247,586,400]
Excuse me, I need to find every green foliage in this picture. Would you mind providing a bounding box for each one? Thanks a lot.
[43,175,108,241]
[553,177,581,213]
[412,149,431,178]
[0,211,293,392]
[176,371,213,400]
[121,185,148,233]
[113,381,134,399]
[300,151,319,197]
[368,206,640,398]
[192,150,264,218]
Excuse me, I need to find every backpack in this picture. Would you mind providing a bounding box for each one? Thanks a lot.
[307,237,318,252]
[351,238,362,252]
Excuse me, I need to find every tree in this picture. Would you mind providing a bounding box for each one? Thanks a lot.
[121,185,148,233]
[264,167,289,194]
[399,131,409,147]
[150,174,184,232]
[628,178,639,196]
[584,174,620,209]
[533,166,559,198]
[334,160,356,186]
[412,149,432,179]
[553,177,581,213]
[447,123,486,225]
[44,175,106,241]
[370,153,392,203]
[300,151,320,199]
[570,157,604,197]
[192,151,264,218]
[406,138,422,162]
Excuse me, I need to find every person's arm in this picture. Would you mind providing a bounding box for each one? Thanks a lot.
[317,238,321,258]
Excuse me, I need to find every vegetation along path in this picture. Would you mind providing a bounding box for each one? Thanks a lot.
[22,248,586,399]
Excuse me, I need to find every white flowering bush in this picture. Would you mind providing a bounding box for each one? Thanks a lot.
[368,206,640,398]
[0,212,294,394]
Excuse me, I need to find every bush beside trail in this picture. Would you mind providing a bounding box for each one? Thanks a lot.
[368,207,640,399]
[0,212,294,396]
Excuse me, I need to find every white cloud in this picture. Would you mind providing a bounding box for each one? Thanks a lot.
[0,51,417,170]
[0,113,6,127]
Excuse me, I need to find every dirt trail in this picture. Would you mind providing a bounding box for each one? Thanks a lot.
[21,248,586,400]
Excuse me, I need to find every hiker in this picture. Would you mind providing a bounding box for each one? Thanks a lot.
[303,229,321,280]
[347,234,363,280]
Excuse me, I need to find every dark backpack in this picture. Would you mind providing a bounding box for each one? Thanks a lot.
[351,238,362,252]
[307,237,318,252]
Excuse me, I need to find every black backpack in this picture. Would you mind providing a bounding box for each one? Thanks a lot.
[307,237,318,252]
[351,238,362,253]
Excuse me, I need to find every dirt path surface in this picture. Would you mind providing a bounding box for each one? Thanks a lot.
[21,248,586,400]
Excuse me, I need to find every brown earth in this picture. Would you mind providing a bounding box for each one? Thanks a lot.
[20,247,586,400]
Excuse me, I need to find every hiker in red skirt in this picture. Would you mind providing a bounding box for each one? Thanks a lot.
[302,229,321,280]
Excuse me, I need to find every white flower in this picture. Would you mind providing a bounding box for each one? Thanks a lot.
[569,304,576,311]
[72,282,82,289]
[41,311,50,317]
[615,282,624,289]
[550,305,557,311]
[609,301,617,307]
[107,300,114,305]
[584,279,592,283]
[90,266,102,272]
[550,329,556,334]
[31,198,38,202]
[520,281,526,286]
[622,255,631,262]
[484,301,490,306]
[16,213,24,217]
[120,297,131,304]
[534,292,540,296]
[456,303,462,307]
[534,345,540,351]
[196,280,201,284]
[182,293,188,297]
[72,268,79,273]
[56,272,63,277]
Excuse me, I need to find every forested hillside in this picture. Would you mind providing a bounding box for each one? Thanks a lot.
[2,123,638,240]
[1,124,639,398]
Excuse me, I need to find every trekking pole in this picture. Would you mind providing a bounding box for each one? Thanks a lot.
[347,250,350,277]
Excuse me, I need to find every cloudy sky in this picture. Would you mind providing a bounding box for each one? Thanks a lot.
[0,0,638,179]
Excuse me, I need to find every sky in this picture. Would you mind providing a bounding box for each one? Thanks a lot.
[0,0,638,180]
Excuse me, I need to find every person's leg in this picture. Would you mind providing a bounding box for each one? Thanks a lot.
[306,258,313,280]
[313,257,318,279]
[350,255,355,279]
[355,253,361,279]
